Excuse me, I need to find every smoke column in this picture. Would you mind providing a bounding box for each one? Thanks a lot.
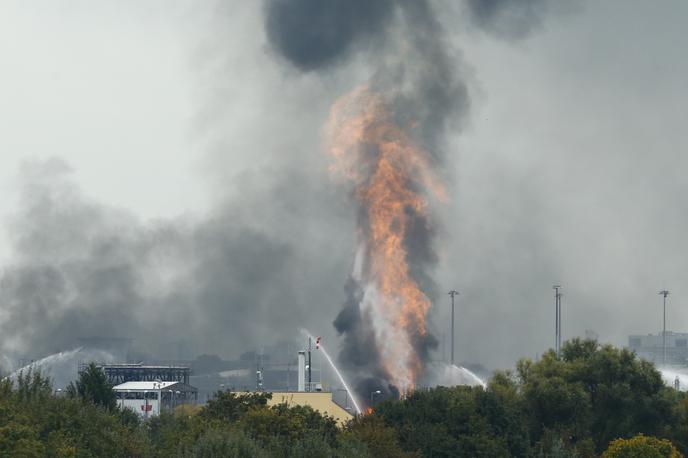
[264,0,553,397]
[0,1,558,388]
[325,86,446,394]
[265,0,470,397]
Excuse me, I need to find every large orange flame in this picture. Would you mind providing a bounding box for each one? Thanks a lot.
[326,86,443,393]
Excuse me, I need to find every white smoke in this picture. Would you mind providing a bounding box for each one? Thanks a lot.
[5,347,115,389]
[659,366,688,392]
[423,361,486,389]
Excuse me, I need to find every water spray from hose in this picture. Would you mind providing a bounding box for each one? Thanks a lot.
[300,328,362,414]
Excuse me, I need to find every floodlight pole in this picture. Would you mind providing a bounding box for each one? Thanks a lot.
[553,285,562,356]
[558,293,563,353]
[448,290,459,366]
[308,337,312,392]
[660,290,670,366]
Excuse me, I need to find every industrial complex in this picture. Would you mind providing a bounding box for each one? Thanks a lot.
[66,336,356,419]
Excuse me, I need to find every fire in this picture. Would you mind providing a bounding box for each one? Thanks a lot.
[326,86,443,394]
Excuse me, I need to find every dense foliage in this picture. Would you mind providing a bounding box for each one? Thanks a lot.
[601,434,682,458]
[370,339,688,457]
[0,339,686,457]
[66,362,117,411]
[0,370,148,457]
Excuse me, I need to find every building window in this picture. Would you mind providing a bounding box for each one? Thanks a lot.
[629,338,641,349]
[676,339,687,348]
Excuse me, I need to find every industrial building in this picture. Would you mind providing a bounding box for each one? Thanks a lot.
[187,343,328,401]
[98,363,191,385]
[114,381,198,418]
[628,332,688,365]
[233,391,353,426]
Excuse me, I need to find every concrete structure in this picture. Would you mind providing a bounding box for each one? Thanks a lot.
[235,391,354,426]
[114,381,197,418]
[297,351,306,392]
[629,332,688,365]
[99,364,191,385]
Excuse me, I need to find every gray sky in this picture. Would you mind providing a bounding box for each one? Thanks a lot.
[0,0,687,370]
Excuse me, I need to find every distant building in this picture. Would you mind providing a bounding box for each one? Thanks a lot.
[628,332,688,365]
[97,363,191,385]
[114,381,197,418]
[234,391,354,426]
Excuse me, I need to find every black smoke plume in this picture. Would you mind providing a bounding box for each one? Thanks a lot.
[0,1,562,392]
[466,0,548,38]
[0,158,350,371]
[264,0,556,398]
[265,0,468,397]
[264,0,395,71]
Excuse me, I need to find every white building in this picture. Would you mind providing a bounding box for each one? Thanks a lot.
[629,332,688,365]
[113,381,197,418]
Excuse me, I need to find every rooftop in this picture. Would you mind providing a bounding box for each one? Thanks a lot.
[103,364,190,369]
[234,391,354,425]
[113,381,194,391]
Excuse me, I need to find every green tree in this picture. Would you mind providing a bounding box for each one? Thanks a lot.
[372,384,526,457]
[517,339,683,453]
[192,428,269,458]
[238,403,338,449]
[13,369,52,404]
[0,370,148,457]
[66,362,116,410]
[342,415,414,458]
[148,411,205,457]
[200,391,272,423]
[602,434,683,458]
[0,421,45,458]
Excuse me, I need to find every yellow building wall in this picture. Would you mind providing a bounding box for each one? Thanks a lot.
[237,391,354,426]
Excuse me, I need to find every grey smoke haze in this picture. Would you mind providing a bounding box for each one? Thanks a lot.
[1,0,687,384]
[466,0,548,38]
[263,0,559,394]
[0,157,352,366]
[265,0,473,394]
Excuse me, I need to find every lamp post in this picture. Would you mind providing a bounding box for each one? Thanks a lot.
[553,285,562,356]
[659,290,670,366]
[448,290,459,366]
[152,382,162,417]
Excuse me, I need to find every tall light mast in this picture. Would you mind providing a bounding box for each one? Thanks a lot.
[659,290,670,366]
[448,290,459,366]
[553,285,562,356]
